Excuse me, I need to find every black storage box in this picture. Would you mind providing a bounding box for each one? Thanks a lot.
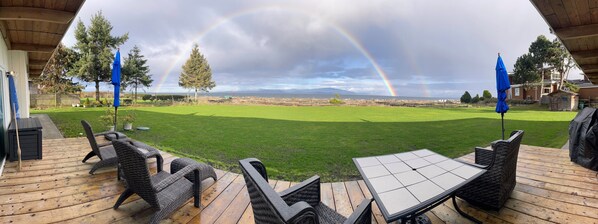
[8,117,43,161]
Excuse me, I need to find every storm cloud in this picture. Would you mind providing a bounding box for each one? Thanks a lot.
[62,0,569,97]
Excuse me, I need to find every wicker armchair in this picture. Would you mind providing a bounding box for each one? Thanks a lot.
[81,120,162,176]
[112,140,217,224]
[239,158,373,224]
[455,130,524,210]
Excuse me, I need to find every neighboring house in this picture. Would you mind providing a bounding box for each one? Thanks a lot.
[507,71,560,102]
[579,86,598,101]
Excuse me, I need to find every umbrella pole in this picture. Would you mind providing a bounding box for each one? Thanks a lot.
[114,106,118,131]
[13,103,21,171]
[501,113,505,140]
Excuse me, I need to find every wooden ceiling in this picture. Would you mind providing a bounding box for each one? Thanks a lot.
[530,0,598,83]
[0,0,85,79]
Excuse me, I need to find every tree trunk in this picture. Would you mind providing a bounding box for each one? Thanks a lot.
[194,89,198,104]
[95,80,100,102]
[134,84,138,105]
[54,91,58,108]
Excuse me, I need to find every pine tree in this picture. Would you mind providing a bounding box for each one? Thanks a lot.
[122,46,152,104]
[460,91,472,103]
[179,44,215,102]
[71,11,128,101]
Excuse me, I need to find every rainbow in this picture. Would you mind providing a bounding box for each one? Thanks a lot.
[156,4,398,96]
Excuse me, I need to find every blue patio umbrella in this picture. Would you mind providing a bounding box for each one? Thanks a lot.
[7,74,19,119]
[495,53,511,139]
[112,49,121,127]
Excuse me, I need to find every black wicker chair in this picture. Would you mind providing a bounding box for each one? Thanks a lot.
[455,130,524,211]
[81,120,161,176]
[239,158,373,224]
[112,140,217,224]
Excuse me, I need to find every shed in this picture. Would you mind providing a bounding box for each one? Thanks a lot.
[548,90,578,111]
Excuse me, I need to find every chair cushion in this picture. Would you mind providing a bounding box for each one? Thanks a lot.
[315,202,347,224]
[99,145,117,160]
[151,171,194,209]
[105,132,128,141]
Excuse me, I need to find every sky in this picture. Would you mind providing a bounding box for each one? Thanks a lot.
[61,0,581,98]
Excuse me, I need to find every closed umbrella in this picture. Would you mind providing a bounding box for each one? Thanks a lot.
[8,74,19,119]
[7,73,22,170]
[495,53,511,139]
[112,49,121,128]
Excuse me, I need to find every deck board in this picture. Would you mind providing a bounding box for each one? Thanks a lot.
[1,138,597,223]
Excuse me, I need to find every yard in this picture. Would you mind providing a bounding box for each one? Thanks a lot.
[35,105,576,181]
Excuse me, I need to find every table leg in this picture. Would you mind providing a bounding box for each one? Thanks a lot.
[396,214,431,224]
[452,195,482,224]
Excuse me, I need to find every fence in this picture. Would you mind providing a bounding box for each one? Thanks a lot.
[31,94,80,108]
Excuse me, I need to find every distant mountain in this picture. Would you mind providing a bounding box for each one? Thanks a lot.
[227,88,357,95]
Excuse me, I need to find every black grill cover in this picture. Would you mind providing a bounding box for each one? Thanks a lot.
[568,107,598,170]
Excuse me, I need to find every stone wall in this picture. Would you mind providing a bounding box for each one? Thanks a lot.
[31,94,80,107]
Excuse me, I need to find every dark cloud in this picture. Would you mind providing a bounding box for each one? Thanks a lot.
[62,0,569,97]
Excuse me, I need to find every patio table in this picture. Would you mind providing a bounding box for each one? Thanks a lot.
[353,149,486,224]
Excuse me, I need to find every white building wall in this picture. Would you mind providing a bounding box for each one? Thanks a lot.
[0,38,9,136]
[0,37,9,160]
[7,50,29,118]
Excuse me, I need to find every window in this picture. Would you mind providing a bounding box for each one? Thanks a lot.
[543,88,550,94]
[514,88,520,96]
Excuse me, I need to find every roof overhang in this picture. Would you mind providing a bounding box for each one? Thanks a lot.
[530,0,598,84]
[0,0,86,79]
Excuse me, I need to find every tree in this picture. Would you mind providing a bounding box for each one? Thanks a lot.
[529,35,554,69]
[512,53,540,92]
[36,43,83,107]
[550,39,576,89]
[482,90,492,100]
[460,91,472,103]
[179,44,215,102]
[471,94,480,104]
[122,45,152,104]
[71,11,128,101]
[528,35,576,90]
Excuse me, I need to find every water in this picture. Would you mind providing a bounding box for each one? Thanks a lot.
[154,92,456,101]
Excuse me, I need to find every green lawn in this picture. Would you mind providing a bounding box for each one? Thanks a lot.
[34,105,575,181]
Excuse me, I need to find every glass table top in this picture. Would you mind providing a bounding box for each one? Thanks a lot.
[354,149,485,221]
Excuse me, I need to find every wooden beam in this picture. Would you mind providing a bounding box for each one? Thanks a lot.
[583,72,598,79]
[12,43,55,52]
[0,21,10,49]
[0,7,75,24]
[29,59,47,66]
[578,64,598,73]
[554,24,598,40]
[29,69,43,74]
[570,49,598,60]
[29,65,45,70]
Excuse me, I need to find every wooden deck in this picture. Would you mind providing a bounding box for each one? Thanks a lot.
[1,138,597,223]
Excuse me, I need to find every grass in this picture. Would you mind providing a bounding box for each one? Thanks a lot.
[34,104,576,181]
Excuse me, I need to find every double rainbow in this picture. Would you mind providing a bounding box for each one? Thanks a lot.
[155,4,398,96]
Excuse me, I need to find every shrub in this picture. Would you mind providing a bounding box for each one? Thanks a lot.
[472,94,480,103]
[155,95,186,101]
[99,108,115,127]
[142,94,153,101]
[92,100,101,107]
[122,110,136,123]
[83,98,91,107]
[329,94,344,105]
[482,90,492,100]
